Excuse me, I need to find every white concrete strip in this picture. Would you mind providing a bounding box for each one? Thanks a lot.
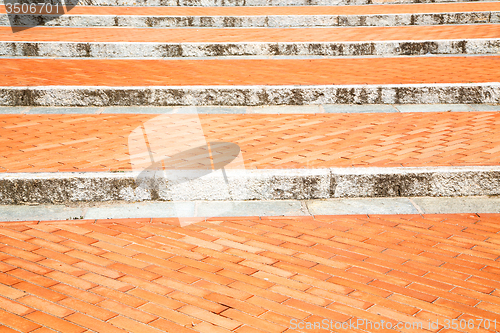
[1,12,497,28]
[1,83,499,106]
[1,196,499,222]
[0,0,493,6]
[1,166,500,204]
[1,104,498,114]
[0,39,498,58]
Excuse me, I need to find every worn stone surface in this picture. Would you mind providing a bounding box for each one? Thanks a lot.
[1,12,496,28]
[1,167,500,204]
[331,166,500,198]
[412,196,500,213]
[306,198,419,215]
[1,84,498,107]
[1,39,498,58]
[1,0,492,6]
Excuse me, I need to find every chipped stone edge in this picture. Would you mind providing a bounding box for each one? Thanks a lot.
[1,83,499,106]
[0,39,499,58]
[0,0,494,6]
[1,166,499,204]
[0,12,497,28]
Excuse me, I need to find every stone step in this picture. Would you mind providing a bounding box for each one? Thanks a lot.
[2,3,498,27]
[1,56,499,106]
[1,111,500,203]
[1,0,495,7]
[1,25,499,58]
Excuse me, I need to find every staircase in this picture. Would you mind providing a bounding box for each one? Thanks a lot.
[0,0,499,204]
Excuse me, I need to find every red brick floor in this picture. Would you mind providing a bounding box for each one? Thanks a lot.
[1,2,499,15]
[0,214,498,332]
[1,56,499,87]
[2,24,500,42]
[1,112,500,172]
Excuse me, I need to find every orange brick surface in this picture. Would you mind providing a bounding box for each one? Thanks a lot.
[0,56,499,87]
[1,112,500,172]
[2,24,500,42]
[0,214,498,332]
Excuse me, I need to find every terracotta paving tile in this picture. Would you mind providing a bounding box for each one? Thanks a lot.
[25,311,84,333]
[107,316,164,333]
[180,305,242,330]
[149,318,198,333]
[4,112,500,172]
[0,309,40,332]
[65,313,126,333]
[4,24,500,43]
[0,215,498,331]
[92,286,147,308]
[140,303,200,327]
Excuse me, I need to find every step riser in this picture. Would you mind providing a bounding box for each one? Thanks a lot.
[0,0,492,6]
[2,12,497,27]
[2,40,498,58]
[1,84,498,106]
[2,167,499,204]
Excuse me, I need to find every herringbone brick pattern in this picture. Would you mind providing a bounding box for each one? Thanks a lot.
[1,112,500,172]
[2,24,500,42]
[2,2,499,16]
[1,56,499,87]
[0,214,498,332]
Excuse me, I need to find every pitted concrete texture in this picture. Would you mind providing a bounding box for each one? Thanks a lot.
[1,167,500,204]
[2,104,498,114]
[1,83,499,106]
[0,0,495,5]
[3,2,499,16]
[1,12,497,27]
[1,56,499,107]
[2,39,499,58]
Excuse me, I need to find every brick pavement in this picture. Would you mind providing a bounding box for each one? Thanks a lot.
[2,24,499,42]
[1,56,499,87]
[0,214,498,332]
[2,2,499,15]
[1,112,500,172]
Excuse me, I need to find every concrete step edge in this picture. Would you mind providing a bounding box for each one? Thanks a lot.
[2,103,499,114]
[1,39,499,58]
[2,197,500,221]
[1,83,499,106]
[1,0,494,7]
[2,11,498,27]
[2,166,500,204]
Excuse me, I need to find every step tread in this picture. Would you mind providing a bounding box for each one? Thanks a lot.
[3,24,500,42]
[1,112,500,172]
[2,2,500,16]
[1,56,499,86]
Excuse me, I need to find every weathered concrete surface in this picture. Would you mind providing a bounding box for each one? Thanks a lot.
[1,166,499,204]
[1,83,499,106]
[330,166,500,198]
[1,12,495,28]
[1,39,498,58]
[306,197,419,215]
[1,0,495,5]
[412,196,500,214]
[3,104,497,114]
